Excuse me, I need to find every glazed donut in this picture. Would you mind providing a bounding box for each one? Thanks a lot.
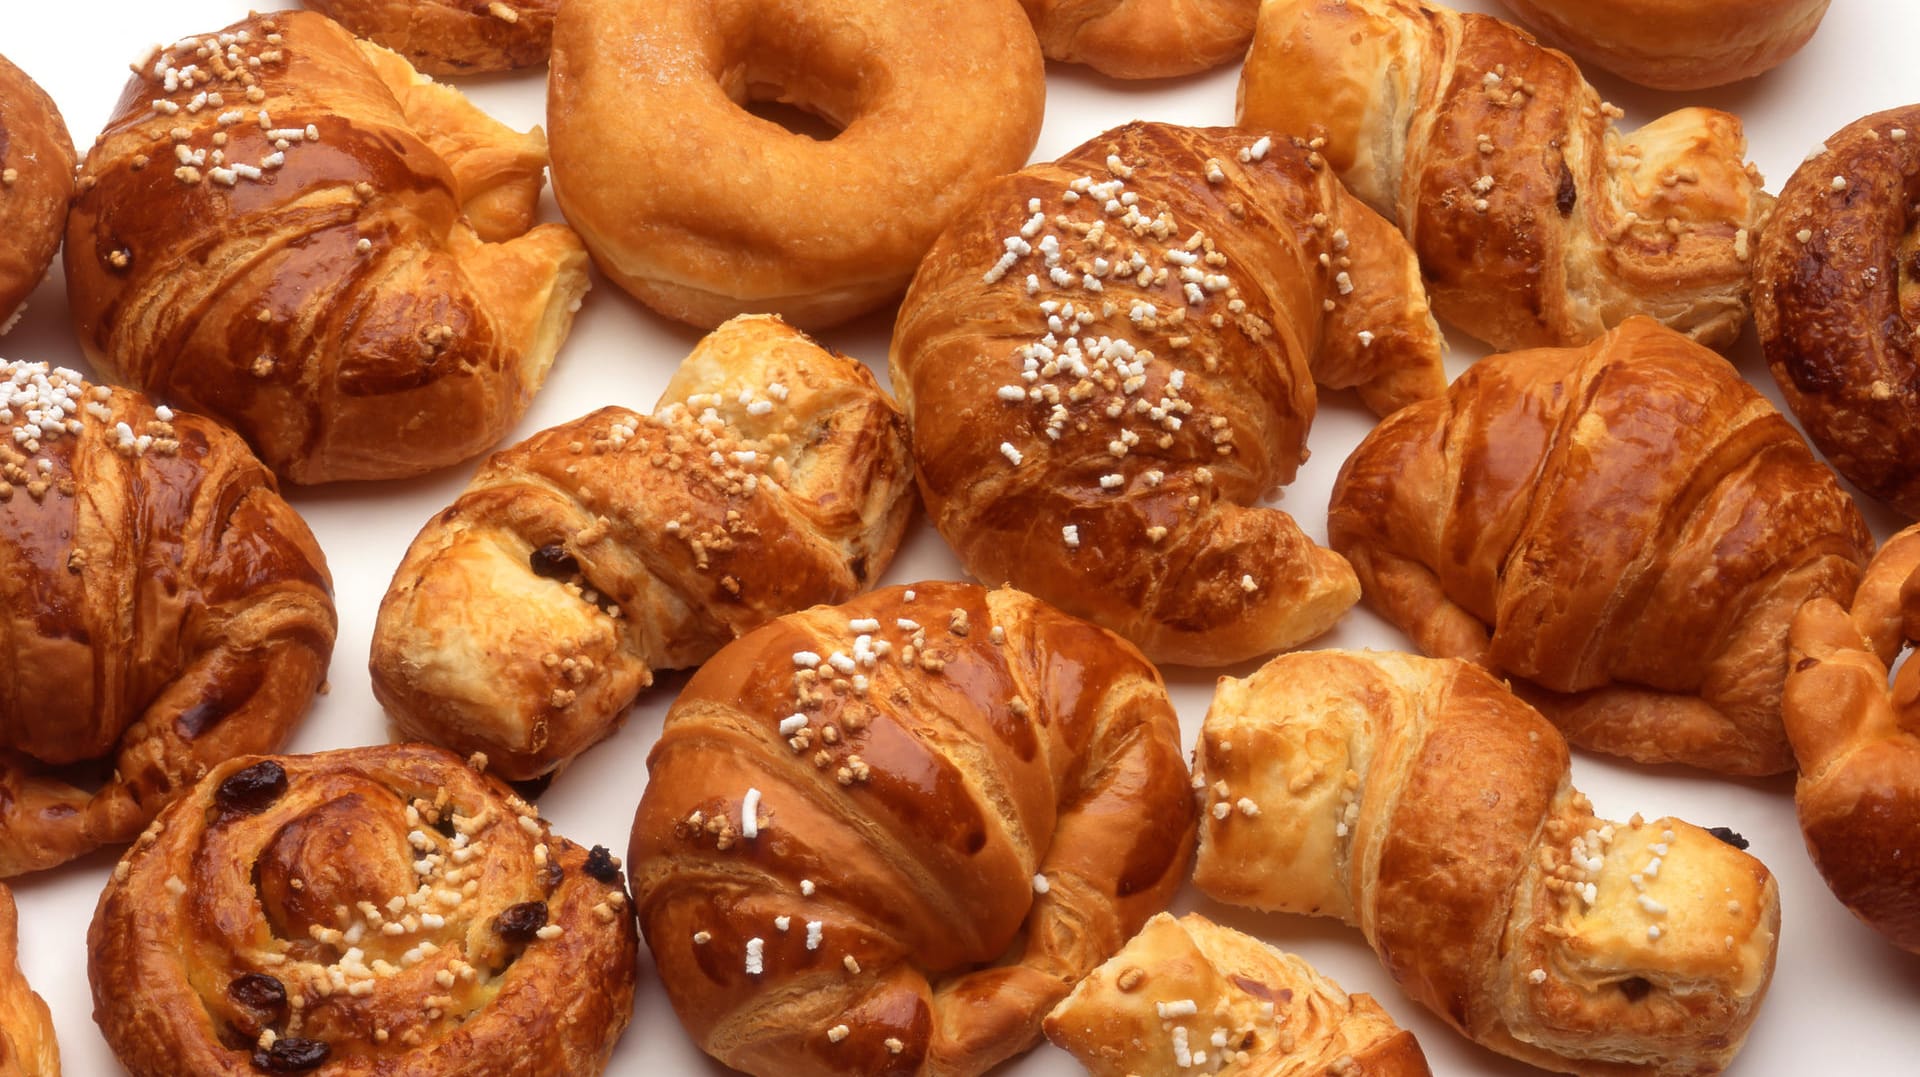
[304,0,558,75]
[547,0,1046,331]
[1496,0,1831,91]
[1018,0,1260,80]
[89,744,639,1076]
[1754,106,1920,517]
[0,53,75,335]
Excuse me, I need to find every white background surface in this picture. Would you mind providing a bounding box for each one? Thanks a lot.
[4,1,1919,1074]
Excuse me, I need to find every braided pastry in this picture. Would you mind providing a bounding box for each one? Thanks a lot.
[1238,0,1772,353]
[66,10,589,484]
[1783,523,1920,953]
[304,0,557,75]
[372,314,913,780]
[0,360,335,877]
[629,582,1197,1077]
[1193,650,1780,1077]
[1754,105,1920,518]
[1044,911,1429,1077]
[1494,0,1832,90]
[89,744,638,1076]
[892,121,1445,666]
[1017,0,1260,79]
[0,53,74,335]
[0,885,58,1076]
[1328,317,1872,775]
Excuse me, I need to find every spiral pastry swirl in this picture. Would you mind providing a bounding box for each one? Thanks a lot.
[88,744,637,1076]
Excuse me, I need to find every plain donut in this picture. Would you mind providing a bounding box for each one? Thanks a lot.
[547,0,1046,331]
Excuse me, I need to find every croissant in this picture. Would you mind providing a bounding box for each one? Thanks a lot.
[304,0,557,75]
[372,314,915,780]
[1238,0,1773,353]
[89,744,638,1076]
[629,582,1197,1077]
[1753,105,1920,517]
[1043,911,1429,1077]
[1783,523,1920,953]
[892,121,1445,667]
[0,360,335,876]
[1017,0,1261,79]
[1193,650,1781,1077]
[1328,317,1872,775]
[65,10,589,484]
[0,54,74,335]
[1493,0,1832,90]
[0,885,58,1077]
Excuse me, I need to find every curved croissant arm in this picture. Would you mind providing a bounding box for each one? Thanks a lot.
[893,121,1444,666]
[0,363,335,877]
[1238,0,1772,353]
[1192,650,1779,1077]
[0,884,58,1076]
[65,10,588,484]
[629,583,1196,1077]
[372,314,915,780]
[1329,317,1872,775]
[1017,0,1259,79]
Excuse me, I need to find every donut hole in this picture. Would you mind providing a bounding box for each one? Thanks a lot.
[742,97,841,142]
[716,44,863,143]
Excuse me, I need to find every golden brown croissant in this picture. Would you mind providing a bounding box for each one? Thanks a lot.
[66,10,589,484]
[1044,911,1429,1077]
[1017,0,1260,79]
[1783,523,1920,953]
[0,54,74,335]
[1753,105,1920,518]
[629,582,1197,1077]
[1328,317,1872,775]
[372,314,914,780]
[0,360,335,877]
[89,743,638,1076]
[1193,650,1780,1077]
[0,885,58,1077]
[1494,0,1832,90]
[1238,0,1773,353]
[892,121,1445,667]
[305,0,557,75]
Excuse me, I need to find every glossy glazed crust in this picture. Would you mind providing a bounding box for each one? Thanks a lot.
[547,0,1045,330]
[0,54,74,332]
[1191,651,1780,1077]
[1328,317,1872,775]
[1238,0,1772,353]
[1753,105,1920,518]
[0,886,58,1077]
[88,744,639,1077]
[370,315,916,780]
[305,0,558,75]
[892,121,1445,667]
[1017,0,1260,79]
[1784,524,1920,953]
[65,11,588,484]
[1496,0,1830,90]
[1043,912,1428,1077]
[0,365,335,876]
[629,583,1197,1077]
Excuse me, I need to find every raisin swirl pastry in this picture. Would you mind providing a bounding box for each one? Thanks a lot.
[629,582,1197,1077]
[89,744,638,1076]
[0,53,75,335]
[0,884,59,1076]
[0,360,334,877]
[304,0,558,75]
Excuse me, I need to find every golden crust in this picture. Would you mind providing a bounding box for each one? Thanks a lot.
[65,11,589,484]
[1328,317,1873,775]
[0,362,335,876]
[88,744,638,1077]
[548,0,1045,330]
[0,885,59,1077]
[1238,0,1772,353]
[629,583,1197,1077]
[892,121,1445,667]
[1043,912,1428,1077]
[1192,650,1780,1077]
[1017,0,1260,79]
[0,54,75,332]
[1496,0,1830,90]
[1754,105,1920,517]
[305,0,557,75]
[371,314,916,780]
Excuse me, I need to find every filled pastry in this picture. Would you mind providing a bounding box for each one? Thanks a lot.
[629,582,1196,1077]
[0,885,58,1076]
[1017,0,1261,79]
[1494,0,1830,90]
[371,314,915,780]
[0,53,75,335]
[304,0,557,75]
